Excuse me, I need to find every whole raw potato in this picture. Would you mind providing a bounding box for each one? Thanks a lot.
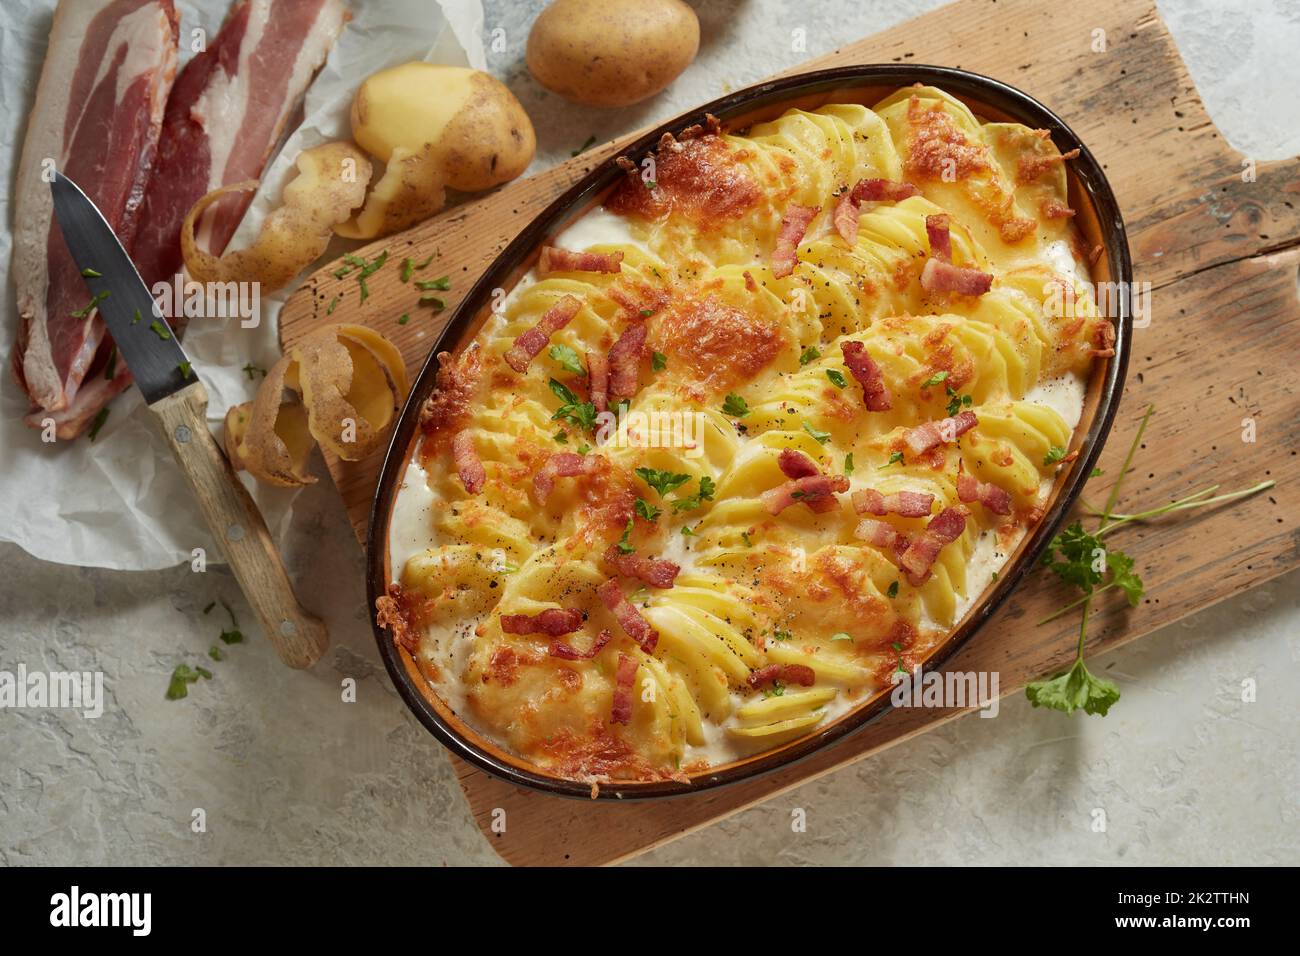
[526,0,700,107]
[351,63,536,193]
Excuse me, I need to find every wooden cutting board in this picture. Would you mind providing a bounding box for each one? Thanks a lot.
[280,0,1300,865]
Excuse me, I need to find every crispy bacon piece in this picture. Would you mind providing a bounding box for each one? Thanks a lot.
[956,473,1013,515]
[587,349,609,413]
[925,213,952,262]
[500,607,585,636]
[777,448,820,480]
[419,347,482,441]
[549,628,613,661]
[747,663,817,688]
[538,246,624,275]
[1091,320,1117,358]
[854,518,910,555]
[598,578,658,653]
[904,410,979,456]
[833,178,921,244]
[611,653,638,724]
[771,204,818,278]
[841,341,893,411]
[607,322,647,399]
[504,294,582,373]
[375,584,421,652]
[533,451,601,503]
[920,258,993,296]
[603,547,680,589]
[853,488,936,518]
[761,475,850,516]
[900,506,969,586]
[451,430,485,494]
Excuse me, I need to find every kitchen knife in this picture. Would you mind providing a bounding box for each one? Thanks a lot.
[51,171,328,669]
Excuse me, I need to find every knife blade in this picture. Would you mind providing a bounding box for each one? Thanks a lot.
[50,171,194,405]
[50,170,328,669]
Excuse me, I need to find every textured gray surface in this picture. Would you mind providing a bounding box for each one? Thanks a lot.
[2,0,1297,867]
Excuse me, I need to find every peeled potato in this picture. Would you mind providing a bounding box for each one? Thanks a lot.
[335,143,446,240]
[350,63,535,194]
[526,0,699,107]
[183,142,371,291]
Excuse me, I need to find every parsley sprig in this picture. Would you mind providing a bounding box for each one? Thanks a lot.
[1028,405,1272,716]
[549,378,597,431]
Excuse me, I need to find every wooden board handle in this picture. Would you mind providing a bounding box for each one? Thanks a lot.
[151,382,329,669]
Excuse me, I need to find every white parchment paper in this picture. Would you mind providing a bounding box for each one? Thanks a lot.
[0,0,486,570]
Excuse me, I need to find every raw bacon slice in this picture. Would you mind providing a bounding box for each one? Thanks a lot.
[532,451,600,502]
[925,213,952,262]
[603,547,680,589]
[611,653,638,724]
[587,349,609,413]
[853,488,935,518]
[538,246,624,275]
[904,410,978,456]
[854,518,909,555]
[747,663,816,688]
[900,505,969,586]
[761,475,849,515]
[771,204,818,278]
[841,341,892,411]
[500,608,585,636]
[833,179,920,243]
[607,322,647,399]
[920,258,993,296]
[451,431,485,494]
[956,472,1013,515]
[11,0,179,425]
[132,0,350,290]
[549,628,612,661]
[597,578,658,654]
[505,294,582,372]
[777,448,820,480]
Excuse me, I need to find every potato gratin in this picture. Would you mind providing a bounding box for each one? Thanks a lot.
[378,85,1114,785]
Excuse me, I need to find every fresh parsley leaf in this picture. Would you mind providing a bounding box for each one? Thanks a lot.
[148,319,171,341]
[946,392,973,416]
[1040,521,1106,592]
[616,518,635,554]
[652,351,668,372]
[549,378,597,431]
[803,421,831,444]
[549,378,581,405]
[844,453,854,476]
[879,451,904,469]
[670,475,715,513]
[549,344,585,376]
[635,498,662,522]
[416,276,450,291]
[1026,657,1120,716]
[887,580,899,599]
[772,629,792,642]
[554,430,568,444]
[327,295,341,314]
[1044,445,1068,465]
[799,345,821,366]
[921,370,949,389]
[208,646,224,662]
[635,467,690,498]
[219,628,244,645]
[680,525,698,537]
[1106,550,1145,606]
[721,393,749,418]
[830,632,852,642]
[1090,466,1104,478]
[826,369,847,388]
[81,267,102,278]
[577,443,591,455]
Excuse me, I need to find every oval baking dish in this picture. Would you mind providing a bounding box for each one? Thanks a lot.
[366,64,1133,800]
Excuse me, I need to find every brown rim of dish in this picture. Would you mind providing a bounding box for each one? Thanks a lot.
[365,64,1133,801]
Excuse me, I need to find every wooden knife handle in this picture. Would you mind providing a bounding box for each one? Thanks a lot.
[151,381,329,669]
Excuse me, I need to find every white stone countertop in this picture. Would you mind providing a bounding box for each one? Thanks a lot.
[1,0,1296,866]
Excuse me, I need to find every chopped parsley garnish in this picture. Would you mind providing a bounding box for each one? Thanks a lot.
[414,253,436,270]
[420,295,445,310]
[802,421,831,444]
[165,664,205,700]
[640,308,655,318]
[741,531,752,547]
[132,308,142,325]
[652,351,668,372]
[87,407,109,441]
[844,453,854,476]
[887,580,899,599]
[416,276,451,291]
[178,361,192,379]
[635,498,662,522]
[104,345,117,380]
[721,392,749,418]
[879,451,904,469]
[208,646,224,661]
[358,276,370,303]
[397,313,410,325]
[799,345,821,366]
[772,629,792,642]
[81,267,102,278]
[577,443,591,455]
[327,295,341,314]
[1090,467,1104,478]
[616,517,635,554]
[920,370,950,389]
[357,250,388,279]
[680,525,698,537]
[549,344,585,376]
[149,319,171,340]
[945,384,973,416]
[830,632,852,642]
[1043,445,1068,465]
[549,378,597,431]
[826,369,847,388]
[400,258,414,283]
[635,466,691,498]
[553,430,568,443]
[71,289,110,318]
[571,134,597,157]
[671,475,715,513]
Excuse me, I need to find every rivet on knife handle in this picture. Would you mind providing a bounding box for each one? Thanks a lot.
[153,380,328,668]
